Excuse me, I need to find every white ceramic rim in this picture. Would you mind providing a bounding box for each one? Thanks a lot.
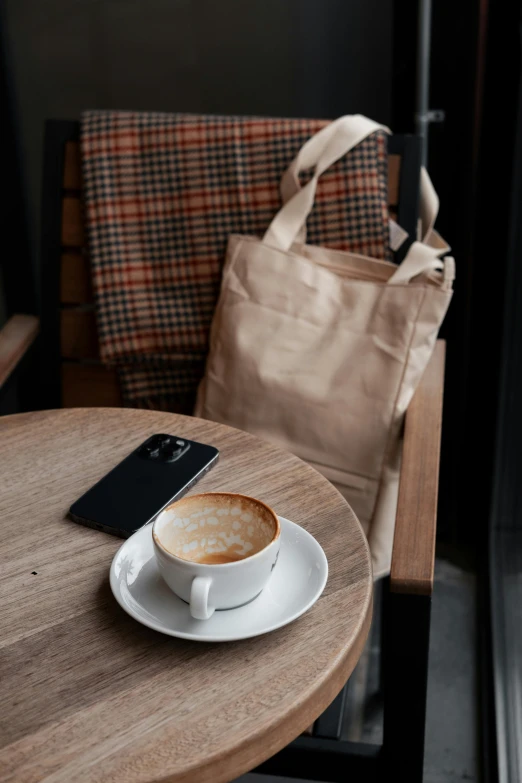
[151,491,281,568]
[109,517,329,642]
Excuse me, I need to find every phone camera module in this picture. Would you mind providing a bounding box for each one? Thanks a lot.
[164,446,183,462]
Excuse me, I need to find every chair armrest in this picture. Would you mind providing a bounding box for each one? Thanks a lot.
[0,314,40,389]
[389,340,446,596]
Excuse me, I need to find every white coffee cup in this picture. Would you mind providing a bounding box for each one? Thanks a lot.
[152,492,281,620]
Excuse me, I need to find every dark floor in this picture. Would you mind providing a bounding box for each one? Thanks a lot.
[237,555,478,783]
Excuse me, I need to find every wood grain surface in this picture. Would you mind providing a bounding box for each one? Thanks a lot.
[63,141,82,190]
[390,341,446,595]
[61,364,122,408]
[0,408,372,783]
[60,253,92,304]
[61,196,85,247]
[60,310,99,360]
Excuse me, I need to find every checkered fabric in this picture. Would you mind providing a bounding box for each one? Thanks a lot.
[81,111,390,411]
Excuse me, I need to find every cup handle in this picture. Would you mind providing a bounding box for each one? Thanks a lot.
[190,576,214,620]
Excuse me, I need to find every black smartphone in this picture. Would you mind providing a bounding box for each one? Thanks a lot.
[69,434,219,538]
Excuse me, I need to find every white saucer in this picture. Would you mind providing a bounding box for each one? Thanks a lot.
[109,517,328,642]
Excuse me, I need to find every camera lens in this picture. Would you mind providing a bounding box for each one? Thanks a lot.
[164,446,182,461]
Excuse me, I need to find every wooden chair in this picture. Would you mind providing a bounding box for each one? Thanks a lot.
[0,315,39,408]
[36,121,423,413]
[1,120,445,783]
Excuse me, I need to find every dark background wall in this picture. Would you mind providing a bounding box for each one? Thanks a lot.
[3,0,392,291]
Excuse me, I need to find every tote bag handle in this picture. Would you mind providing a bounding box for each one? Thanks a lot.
[263,115,390,251]
[275,118,444,249]
[263,115,452,284]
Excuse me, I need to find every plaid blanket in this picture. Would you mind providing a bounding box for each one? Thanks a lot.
[81,111,389,411]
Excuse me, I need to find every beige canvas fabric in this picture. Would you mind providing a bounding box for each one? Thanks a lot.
[195,115,454,579]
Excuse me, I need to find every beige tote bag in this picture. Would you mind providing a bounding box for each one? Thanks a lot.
[195,115,454,579]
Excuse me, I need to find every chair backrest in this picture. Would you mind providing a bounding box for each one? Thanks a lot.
[39,120,420,410]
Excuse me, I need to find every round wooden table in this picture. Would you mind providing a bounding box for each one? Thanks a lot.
[0,409,372,783]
